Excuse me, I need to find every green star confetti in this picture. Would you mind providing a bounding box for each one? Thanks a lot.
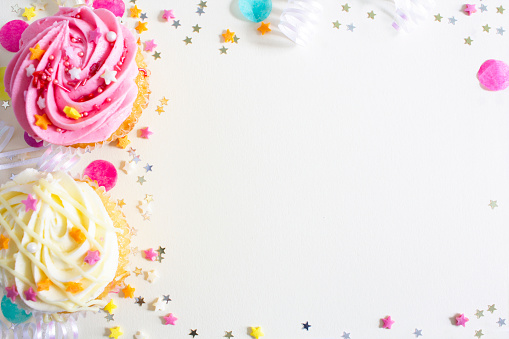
[482,24,491,32]
[332,20,341,29]
[464,36,473,45]
[342,3,351,12]
[192,24,202,33]
[434,13,443,22]
[367,11,376,19]
[152,51,161,60]
[219,46,228,54]
[184,37,192,45]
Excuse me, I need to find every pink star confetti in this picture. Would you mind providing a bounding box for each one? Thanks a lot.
[23,287,37,302]
[382,316,395,329]
[144,39,157,52]
[139,127,153,139]
[84,250,101,265]
[89,27,102,43]
[162,9,175,21]
[464,4,476,15]
[21,194,37,212]
[456,313,469,327]
[5,285,18,302]
[143,248,158,261]
[163,313,178,325]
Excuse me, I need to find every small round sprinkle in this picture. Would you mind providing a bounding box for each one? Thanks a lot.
[106,97,112,102]
[106,31,117,42]
[71,38,77,43]
[78,51,84,57]
[83,112,88,117]
[48,68,53,73]
[56,128,62,132]
[97,88,103,93]
[26,242,37,253]
[41,75,47,80]
[117,61,122,66]
[53,79,59,84]
[64,61,70,67]
[76,14,81,19]
[49,55,54,60]
[64,68,69,72]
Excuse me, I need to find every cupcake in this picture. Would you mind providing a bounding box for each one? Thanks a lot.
[3,6,149,148]
[0,168,130,313]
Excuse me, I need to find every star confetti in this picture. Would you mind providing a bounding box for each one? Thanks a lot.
[497,318,506,327]
[464,37,473,45]
[193,24,202,33]
[475,329,484,338]
[2,101,10,109]
[413,329,423,337]
[162,9,175,21]
[449,17,458,25]
[367,10,376,19]
[109,326,123,339]
[144,164,153,172]
[153,51,161,60]
[156,106,165,114]
[156,246,165,255]
[139,127,153,139]
[84,250,101,265]
[224,332,234,338]
[144,40,157,52]
[137,176,147,185]
[163,295,172,303]
[152,296,166,311]
[117,136,130,149]
[497,27,505,35]
[382,316,394,329]
[341,332,350,339]
[223,29,235,43]
[196,7,205,15]
[464,4,476,16]
[164,313,178,325]
[103,299,117,314]
[250,327,264,339]
[475,310,484,318]
[198,1,207,8]
[219,46,228,54]
[120,160,137,175]
[130,5,142,18]
[456,313,469,327]
[184,37,192,45]
[135,296,145,306]
[122,285,135,298]
[434,13,443,22]
[483,24,491,33]
[134,331,148,339]
[347,23,356,32]
[489,200,498,209]
[333,21,341,29]
[105,313,114,322]
[172,20,181,29]
[117,199,126,208]
[143,248,158,261]
[257,22,271,35]
[487,304,497,313]
[135,21,148,34]
[342,3,351,12]
[23,7,37,21]
[302,322,311,330]
[189,329,198,338]
[497,6,505,14]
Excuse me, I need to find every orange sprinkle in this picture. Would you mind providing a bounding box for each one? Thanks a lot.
[37,278,51,291]
[0,235,9,250]
[34,114,52,130]
[66,281,83,294]
[69,227,86,243]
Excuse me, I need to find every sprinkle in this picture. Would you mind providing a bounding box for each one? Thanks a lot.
[341,332,350,339]
[134,331,148,339]
[224,331,234,338]
[26,64,35,77]
[37,278,51,291]
[144,39,157,52]
[156,246,165,254]
[196,7,205,15]
[106,31,117,42]
[22,7,36,21]
[0,20,29,53]
[139,127,153,139]
[223,29,235,43]
[382,316,394,329]
[497,318,506,327]
[105,314,114,322]
[130,5,142,18]
[23,287,37,302]
[63,106,81,120]
[84,250,101,265]
[413,329,422,337]
[35,114,51,130]
[497,6,505,14]
[29,44,45,60]
[250,327,264,339]
[69,227,86,243]
[152,296,166,311]
[122,285,135,298]
[2,102,9,110]
[5,286,18,302]
[163,313,178,325]
[163,295,171,303]
[109,326,123,339]
[21,194,37,212]
[183,37,192,45]
[144,164,153,172]
[89,27,101,43]
[162,9,175,21]
[117,136,130,149]
[37,96,46,109]
[474,330,484,338]
[120,160,137,175]
[198,1,207,8]
[144,248,157,261]
[152,51,161,60]
[489,200,498,209]
[104,299,117,314]
[464,4,476,15]
[257,22,271,35]
[172,20,181,29]
[146,269,159,283]
[342,3,351,12]
[68,67,81,80]
[66,281,84,294]
[135,21,148,34]
[192,24,202,33]
[101,69,118,85]
[456,313,469,327]
[26,242,38,253]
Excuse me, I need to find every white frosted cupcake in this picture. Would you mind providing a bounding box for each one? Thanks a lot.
[0,169,130,314]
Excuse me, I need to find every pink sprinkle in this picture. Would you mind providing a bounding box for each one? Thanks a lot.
[144,39,157,52]
[49,55,54,61]
[143,248,158,261]
[5,286,18,302]
[455,313,469,327]
[464,4,476,16]
[83,160,118,191]
[477,59,509,91]
[139,127,153,139]
[162,9,176,21]
[23,287,37,302]
[0,20,29,53]
[84,250,101,265]
[21,194,38,212]
[382,316,395,329]
[56,84,71,93]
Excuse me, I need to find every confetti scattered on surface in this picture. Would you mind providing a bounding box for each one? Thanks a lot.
[382,316,394,329]
[434,13,443,22]
[219,46,228,54]
[139,127,153,139]
[117,136,131,149]
[144,248,158,261]
[137,176,146,185]
[183,36,192,45]
[257,22,271,35]
[163,313,178,325]
[250,326,264,339]
[0,20,28,53]
[130,5,142,18]
[367,11,376,19]
[104,299,117,314]
[135,296,145,306]
[136,21,148,34]
[145,269,159,283]
[144,39,157,52]
[22,7,36,21]
[192,24,202,33]
[223,29,235,43]
[342,3,351,12]
[474,329,484,338]
[162,9,175,21]
[224,331,234,338]
[497,6,505,14]
[475,309,484,318]
[172,20,181,29]
[109,326,123,339]
[464,4,476,16]
[456,313,469,327]
[413,328,422,337]
[93,0,125,17]
[122,285,135,298]
[83,160,118,191]
[152,296,166,311]
[302,321,311,330]
[497,318,506,326]
[487,304,497,313]
[333,20,341,29]
[341,332,350,339]
[189,329,198,338]
[478,61,509,91]
[152,51,161,60]
[464,36,473,45]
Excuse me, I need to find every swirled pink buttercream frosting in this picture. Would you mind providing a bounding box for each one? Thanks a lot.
[4,6,139,145]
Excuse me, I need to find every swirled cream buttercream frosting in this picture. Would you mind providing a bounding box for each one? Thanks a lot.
[4,6,140,146]
[0,169,119,313]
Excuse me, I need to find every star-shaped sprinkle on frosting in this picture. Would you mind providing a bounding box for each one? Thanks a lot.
[84,250,100,265]
[5,285,18,302]
[69,227,85,243]
[382,316,394,329]
[0,235,9,250]
[66,281,84,294]
[29,44,45,61]
[26,64,35,77]
[89,27,101,43]
[35,114,51,131]
[37,278,51,291]
[101,69,117,85]
[163,313,178,325]
[24,287,37,302]
[21,194,37,211]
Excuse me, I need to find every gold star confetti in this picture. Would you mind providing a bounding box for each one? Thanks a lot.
[434,13,443,22]
[133,267,143,276]
[135,21,148,34]
[117,199,126,208]
[497,6,505,14]
[482,24,491,32]
[153,51,161,60]
[332,20,341,29]
[145,194,154,203]
[193,24,202,33]
[142,213,151,221]
[183,36,192,45]
[342,3,351,12]
[464,36,473,45]
[156,106,165,114]
[160,97,169,105]
[22,7,36,21]
[367,10,376,19]
[130,5,142,18]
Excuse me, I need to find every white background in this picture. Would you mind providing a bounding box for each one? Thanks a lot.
[2,0,509,338]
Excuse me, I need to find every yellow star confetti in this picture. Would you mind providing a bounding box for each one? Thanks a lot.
[133,267,142,276]
[250,327,264,339]
[257,22,271,35]
[156,106,165,115]
[109,326,123,339]
[29,44,46,60]
[117,199,126,208]
[117,136,130,149]
[122,285,135,298]
[222,29,235,43]
[160,97,169,105]
[130,5,142,18]
[22,7,36,21]
[135,21,148,34]
[104,299,117,314]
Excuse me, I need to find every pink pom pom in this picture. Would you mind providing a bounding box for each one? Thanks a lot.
[92,0,125,17]
[0,20,29,53]
[83,160,118,191]
[477,59,509,91]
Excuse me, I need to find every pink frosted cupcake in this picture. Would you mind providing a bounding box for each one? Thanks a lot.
[3,6,149,148]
